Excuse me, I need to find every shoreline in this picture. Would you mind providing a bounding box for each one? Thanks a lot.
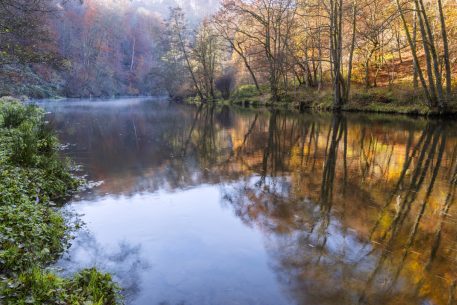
[9,88,457,118]
[184,87,457,118]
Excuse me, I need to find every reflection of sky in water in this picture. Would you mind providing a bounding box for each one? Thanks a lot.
[58,179,377,305]
[58,186,291,305]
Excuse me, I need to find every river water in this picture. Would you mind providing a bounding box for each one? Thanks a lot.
[39,97,457,305]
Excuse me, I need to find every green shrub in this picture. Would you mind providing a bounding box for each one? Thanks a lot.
[67,268,120,305]
[0,180,69,273]
[232,84,261,99]
[0,100,34,129]
[0,268,121,305]
[0,98,120,304]
[9,120,61,167]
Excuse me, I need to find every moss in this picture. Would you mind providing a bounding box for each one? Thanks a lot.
[0,98,121,304]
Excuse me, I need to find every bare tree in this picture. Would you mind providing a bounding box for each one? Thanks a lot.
[395,0,451,110]
[214,3,261,92]
[224,0,298,102]
[191,20,223,100]
[167,7,205,101]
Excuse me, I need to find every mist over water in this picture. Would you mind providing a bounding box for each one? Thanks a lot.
[39,98,457,305]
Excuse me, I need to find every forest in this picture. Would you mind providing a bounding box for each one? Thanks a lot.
[0,0,218,98]
[2,1,457,304]
[1,0,456,113]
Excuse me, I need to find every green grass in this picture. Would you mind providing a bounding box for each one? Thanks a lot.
[341,86,444,115]
[0,97,121,304]
[193,83,457,116]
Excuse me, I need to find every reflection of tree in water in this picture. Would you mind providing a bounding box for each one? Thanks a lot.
[221,113,457,305]
[358,122,449,303]
[48,101,238,197]
[48,101,457,304]
[317,114,347,251]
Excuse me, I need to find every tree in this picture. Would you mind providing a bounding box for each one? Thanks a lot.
[191,20,223,100]
[356,0,397,89]
[395,0,451,110]
[166,7,205,101]
[214,2,261,92]
[327,0,345,109]
[0,0,64,66]
[224,0,297,101]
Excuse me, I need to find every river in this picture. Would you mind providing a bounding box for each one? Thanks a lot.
[38,97,457,305]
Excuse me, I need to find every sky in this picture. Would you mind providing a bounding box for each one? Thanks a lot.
[131,0,220,20]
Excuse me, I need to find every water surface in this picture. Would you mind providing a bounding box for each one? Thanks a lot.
[41,98,457,305]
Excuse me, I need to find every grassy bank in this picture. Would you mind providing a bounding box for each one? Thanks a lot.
[0,97,120,304]
[187,85,457,116]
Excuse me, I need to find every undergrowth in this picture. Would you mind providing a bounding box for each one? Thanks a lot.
[0,97,121,304]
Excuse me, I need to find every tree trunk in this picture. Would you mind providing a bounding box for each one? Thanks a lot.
[413,10,418,91]
[345,0,357,102]
[416,0,444,107]
[365,59,370,89]
[330,0,344,110]
[395,0,432,106]
[437,0,451,97]
[130,37,136,72]
[238,47,261,92]
[178,31,205,102]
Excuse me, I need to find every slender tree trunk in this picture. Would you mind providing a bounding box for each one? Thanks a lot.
[312,46,317,85]
[415,0,438,106]
[345,0,357,102]
[130,37,136,72]
[178,31,205,102]
[333,0,344,109]
[330,0,344,110]
[395,0,432,106]
[317,10,324,91]
[437,0,451,97]
[365,59,370,89]
[234,43,261,92]
[413,10,418,91]
[416,0,444,107]
[396,29,403,63]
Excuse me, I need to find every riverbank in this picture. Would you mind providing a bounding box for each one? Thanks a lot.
[186,85,457,116]
[0,97,120,304]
